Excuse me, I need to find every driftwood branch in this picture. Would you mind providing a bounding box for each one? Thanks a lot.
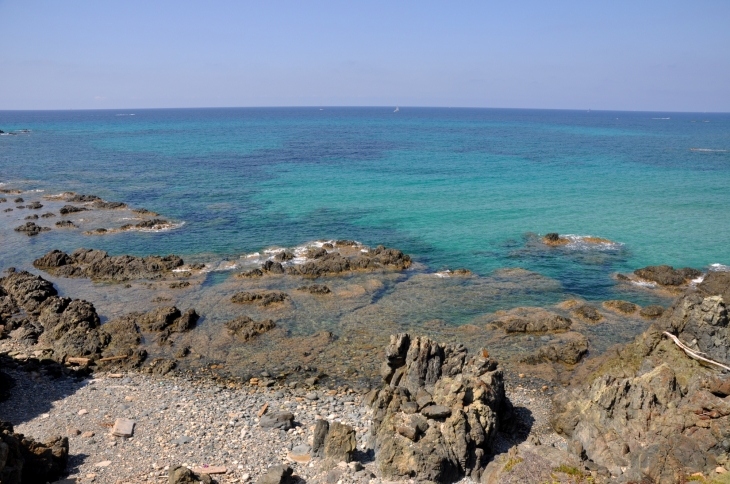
[663,331,730,372]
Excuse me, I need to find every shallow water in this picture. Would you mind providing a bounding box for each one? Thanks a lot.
[1,107,728,383]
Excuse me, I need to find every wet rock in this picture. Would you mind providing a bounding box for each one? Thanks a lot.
[273,251,294,262]
[65,194,100,203]
[55,220,77,228]
[306,247,327,259]
[369,333,508,482]
[134,218,169,229]
[224,316,275,341]
[639,305,664,319]
[25,201,43,209]
[259,412,294,430]
[602,299,638,314]
[168,465,212,484]
[634,265,701,286]
[296,284,331,295]
[231,291,288,306]
[551,289,730,482]
[40,212,56,218]
[542,233,569,246]
[571,304,602,322]
[521,332,589,365]
[239,269,263,278]
[59,205,87,215]
[91,200,127,210]
[24,214,38,220]
[13,222,51,236]
[0,270,57,313]
[33,248,185,281]
[13,198,23,203]
[256,465,292,484]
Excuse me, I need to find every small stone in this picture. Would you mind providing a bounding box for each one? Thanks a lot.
[112,418,135,437]
[518,373,525,378]
[95,460,112,467]
[420,405,452,419]
[81,431,95,438]
[348,462,363,472]
[718,466,728,474]
[256,464,292,484]
[78,409,88,416]
[305,392,319,401]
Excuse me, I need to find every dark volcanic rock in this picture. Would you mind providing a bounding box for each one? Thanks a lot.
[65,194,100,203]
[551,285,730,482]
[40,212,56,218]
[25,201,42,209]
[296,284,331,295]
[91,200,127,209]
[55,220,77,228]
[286,245,411,278]
[59,205,87,215]
[698,270,730,302]
[224,316,275,341]
[369,333,508,482]
[255,465,292,484]
[231,291,288,306]
[33,248,185,281]
[23,214,38,220]
[634,265,701,286]
[13,222,51,236]
[0,270,57,313]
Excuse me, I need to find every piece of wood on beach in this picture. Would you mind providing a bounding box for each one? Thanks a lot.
[112,418,135,437]
[257,402,269,417]
[98,355,129,362]
[66,357,90,366]
[108,373,123,378]
[192,466,227,474]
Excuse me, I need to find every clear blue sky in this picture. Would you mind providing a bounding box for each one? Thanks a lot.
[1,1,728,111]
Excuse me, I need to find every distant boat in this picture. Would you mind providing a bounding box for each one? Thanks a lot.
[394,107,399,113]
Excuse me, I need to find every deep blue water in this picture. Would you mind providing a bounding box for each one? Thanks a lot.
[2,107,729,307]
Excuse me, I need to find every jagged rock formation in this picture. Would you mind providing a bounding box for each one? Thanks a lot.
[13,222,51,236]
[366,333,509,483]
[551,271,730,483]
[231,291,288,306]
[289,245,411,277]
[33,248,184,281]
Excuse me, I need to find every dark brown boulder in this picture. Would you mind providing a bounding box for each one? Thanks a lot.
[633,265,700,286]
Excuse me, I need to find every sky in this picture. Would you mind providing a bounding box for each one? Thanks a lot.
[0,1,728,111]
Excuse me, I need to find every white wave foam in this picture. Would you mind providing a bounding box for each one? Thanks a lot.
[652,117,670,120]
[690,148,728,152]
[129,221,186,233]
[710,263,730,272]
[631,280,657,288]
[435,270,451,278]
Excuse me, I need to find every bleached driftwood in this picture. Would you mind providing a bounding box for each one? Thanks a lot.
[663,331,730,372]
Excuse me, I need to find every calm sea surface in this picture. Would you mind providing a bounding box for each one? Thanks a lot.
[1,107,729,313]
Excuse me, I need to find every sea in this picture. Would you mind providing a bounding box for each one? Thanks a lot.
[1,107,729,380]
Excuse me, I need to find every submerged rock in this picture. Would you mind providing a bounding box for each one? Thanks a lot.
[224,316,275,341]
[296,284,331,295]
[570,304,602,322]
[521,332,589,365]
[287,245,411,277]
[495,308,572,333]
[602,299,639,314]
[231,291,288,306]
[58,205,87,215]
[368,333,509,483]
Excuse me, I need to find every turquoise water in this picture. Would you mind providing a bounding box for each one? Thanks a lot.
[1,107,729,306]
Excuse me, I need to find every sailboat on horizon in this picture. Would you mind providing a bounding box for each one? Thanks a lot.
[394,106,399,113]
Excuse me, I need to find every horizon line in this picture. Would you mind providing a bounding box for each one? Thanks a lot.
[0,105,727,115]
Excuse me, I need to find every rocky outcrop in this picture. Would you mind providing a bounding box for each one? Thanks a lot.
[367,333,509,483]
[481,439,586,483]
[0,420,69,484]
[633,265,702,286]
[551,271,730,482]
[13,222,51,236]
[285,245,411,278]
[33,248,185,281]
[224,317,275,341]
[231,291,288,306]
[59,205,87,215]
